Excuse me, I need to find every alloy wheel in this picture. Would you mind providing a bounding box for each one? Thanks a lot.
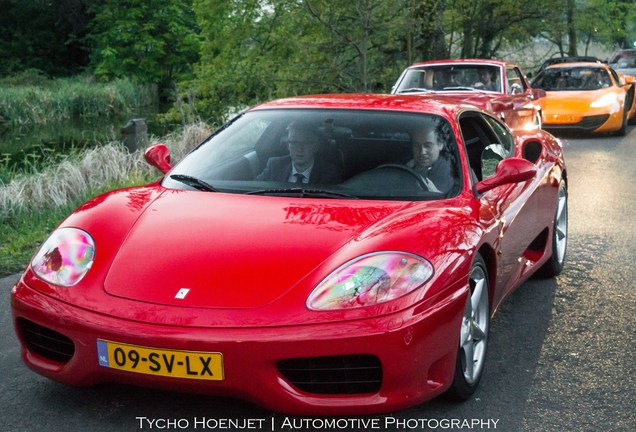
[460,263,489,385]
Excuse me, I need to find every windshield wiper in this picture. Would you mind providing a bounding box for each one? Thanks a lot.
[441,86,478,91]
[246,187,358,199]
[397,87,434,94]
[170,174,218,192]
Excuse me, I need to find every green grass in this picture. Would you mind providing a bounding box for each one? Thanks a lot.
[0,209,68,275]
[1,197,94,276]
[0,177,146,276]
[0,75,156,127]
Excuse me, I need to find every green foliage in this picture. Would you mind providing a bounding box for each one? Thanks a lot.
[188,0,279,121]
[1,0,633,127]
[0,69,51,87]
[0,0,92,77]
[585,0,636,49]
[88,0,200,95]
[537,0,636,57]
[184,0,438,123]
[446,0,549,59]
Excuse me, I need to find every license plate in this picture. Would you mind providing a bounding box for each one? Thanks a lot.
[549,114,579,124]
[97,340,224,381]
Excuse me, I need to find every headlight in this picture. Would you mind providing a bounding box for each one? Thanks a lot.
[590,93,618,108]
[307,252,433,310]
[31,228,95,287]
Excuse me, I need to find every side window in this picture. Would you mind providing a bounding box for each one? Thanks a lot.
[506,68,525,94]
[609,68,621,86]
[481,116,514,179]
[459,112,508,182]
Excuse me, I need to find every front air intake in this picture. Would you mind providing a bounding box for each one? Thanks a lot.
[17,318,75,363]
[278,354,382,394]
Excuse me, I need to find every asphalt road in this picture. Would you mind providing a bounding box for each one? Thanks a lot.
[1,125,635,432]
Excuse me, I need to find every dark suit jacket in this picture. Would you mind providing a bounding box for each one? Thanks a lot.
[256,155,343,184]
[407,156,454,192]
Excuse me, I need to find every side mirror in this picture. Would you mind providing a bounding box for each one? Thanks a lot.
[144,144,172,174]
[531,88,546,99]
[510,83,524,95]
[476,158,536,194]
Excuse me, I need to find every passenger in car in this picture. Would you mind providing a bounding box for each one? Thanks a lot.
[475,67,500,91]
[256,121,344,184]
[406,125,454,193]
[434,70,457,90]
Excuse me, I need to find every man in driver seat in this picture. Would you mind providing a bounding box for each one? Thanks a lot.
[407,126,453,193]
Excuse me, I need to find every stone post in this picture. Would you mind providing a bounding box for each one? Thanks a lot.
[121,118,148,152]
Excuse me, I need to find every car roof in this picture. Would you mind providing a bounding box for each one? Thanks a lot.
[251,93,477,118]
[609,49,636,61]
[406,59,513,68]
[544,61,609,70]
[540,56,602,67]
[611,49,636,54]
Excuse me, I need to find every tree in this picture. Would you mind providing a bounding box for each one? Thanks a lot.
[536,0,570,57]
[447,0,547,58]
[566,0,577,55]
[189,0,290,120]
[89,0,200,98]
[537,0,636,58]
[591,0,636,49]
[188,0,416,124]
[181,0,635,123]
[412,0,448,61]
[0,0,92,77]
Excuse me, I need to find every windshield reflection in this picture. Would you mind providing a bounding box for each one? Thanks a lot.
[163,109,462,201]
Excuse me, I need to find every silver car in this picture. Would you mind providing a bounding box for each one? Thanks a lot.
[609,49,636,77]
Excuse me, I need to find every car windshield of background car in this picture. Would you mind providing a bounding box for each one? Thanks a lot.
[163,109,462,201]
[532,67,612,91]
[395,65,501,93]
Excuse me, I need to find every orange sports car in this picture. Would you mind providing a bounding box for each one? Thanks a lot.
[531,62,636,135]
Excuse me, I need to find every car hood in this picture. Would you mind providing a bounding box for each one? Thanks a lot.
[412,91,495,110]
[441,92,497,109]
[544,89,619,111]
[103,190,410,309]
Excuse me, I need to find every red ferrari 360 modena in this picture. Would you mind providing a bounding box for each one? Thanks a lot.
[11,94,567,415]
[392,59,545,131]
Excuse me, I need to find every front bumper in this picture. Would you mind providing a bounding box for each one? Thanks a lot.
[542,108,623,133]
[11,277,466,416]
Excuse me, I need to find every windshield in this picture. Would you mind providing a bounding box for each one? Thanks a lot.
[164,109,461,201]
[394,64,502,93]
[532,66,613,91]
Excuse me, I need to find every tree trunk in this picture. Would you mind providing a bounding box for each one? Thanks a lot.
[566,0,577,56]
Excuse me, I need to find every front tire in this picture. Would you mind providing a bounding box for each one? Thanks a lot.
[447,254,490,400]
[538,179,568,277]
[615,108,627,136]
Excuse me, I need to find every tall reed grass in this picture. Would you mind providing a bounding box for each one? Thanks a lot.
[0,76,156,127]
[0,122,211,220]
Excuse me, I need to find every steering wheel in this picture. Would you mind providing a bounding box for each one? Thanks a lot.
[375,164,429,191]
